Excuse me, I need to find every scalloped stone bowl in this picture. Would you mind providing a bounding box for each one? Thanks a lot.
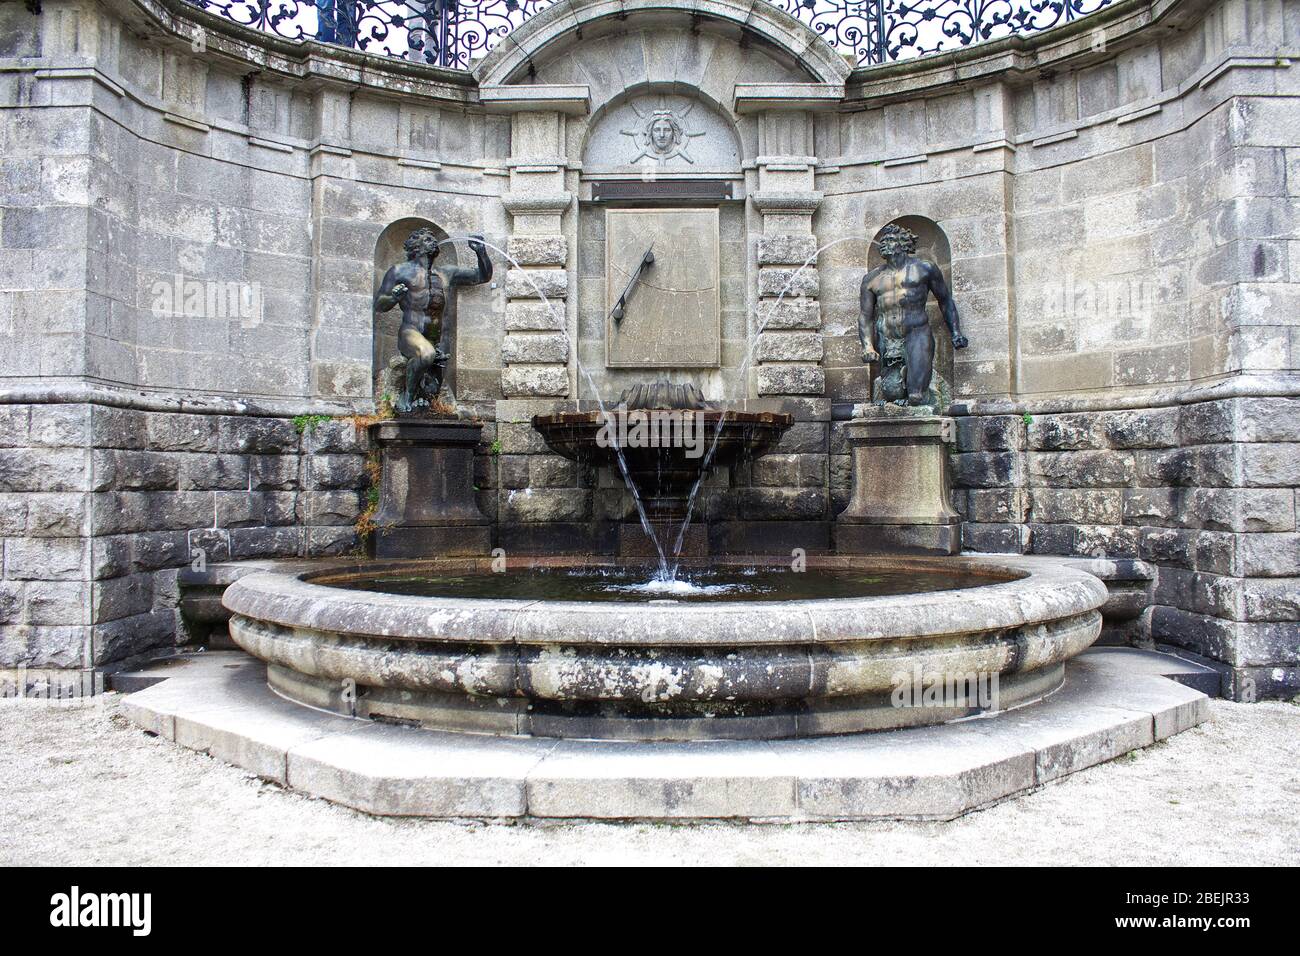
[223,555,1106,741]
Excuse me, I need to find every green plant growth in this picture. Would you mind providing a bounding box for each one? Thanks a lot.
[292,413,332,434]
[1022,413,1033,426]
[490,438,502,456]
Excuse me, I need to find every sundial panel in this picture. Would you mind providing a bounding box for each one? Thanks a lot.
[605,208,720,369]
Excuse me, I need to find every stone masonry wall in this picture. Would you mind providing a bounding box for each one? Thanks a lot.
[0,402,367,680]
[952,393,1299,699]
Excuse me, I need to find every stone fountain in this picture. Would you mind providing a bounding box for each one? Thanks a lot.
[533,382,791,554]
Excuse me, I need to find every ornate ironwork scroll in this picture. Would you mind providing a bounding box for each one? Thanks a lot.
[184,0,1115,68]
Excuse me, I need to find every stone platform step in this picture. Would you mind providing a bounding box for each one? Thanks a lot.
[118,648,1209,822]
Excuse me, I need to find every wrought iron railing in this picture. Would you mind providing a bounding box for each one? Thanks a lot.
[186,0,1115,70]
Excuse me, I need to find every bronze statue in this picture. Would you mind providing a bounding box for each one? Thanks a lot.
[859,223,967,407]
[374,228,492,413]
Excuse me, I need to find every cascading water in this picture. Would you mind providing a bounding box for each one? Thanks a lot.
[432,233,878,585]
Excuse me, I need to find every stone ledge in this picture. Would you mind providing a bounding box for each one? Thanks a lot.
[119,648,1209,821]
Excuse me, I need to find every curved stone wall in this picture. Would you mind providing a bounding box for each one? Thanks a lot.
[0,0,1295,697]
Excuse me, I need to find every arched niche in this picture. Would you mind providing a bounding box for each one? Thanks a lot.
[868,216,955,408]
[372,218,458,402]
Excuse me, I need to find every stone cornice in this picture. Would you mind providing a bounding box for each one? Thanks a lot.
[733,82,845,114]
[0,382,370,418]
[949,373,1300,418]
[479,84,591,115]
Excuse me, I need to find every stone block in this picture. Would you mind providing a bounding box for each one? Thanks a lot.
[23,581,89,626]
[215,492,265,529]
[0,448,87,492]
[505,269,567,300]
[501,487,590,522]
[0,494,25,535]
[528,455,577,488]
[302,490,364,525]
[0,624,90,669]
[756,234,819,267]
[93,609,175,665]
[0,406,28,447]
[1237,533,1300,576]
[1103,408,1180,449]
[90,407,147,450]
[178,454,250,491]
[502,332,569,365]
[92,450,181,492]
[1241,443,1300,487]
[229,527,302,560]
[27,405,90,447]
[505,301,566,331]
[1029,523,1139,559]
[739,487,827,520]
[758,268,818,298]
[1237,397,1300,442]
[1028,413,1107,451]
[507,235,567,267]
[777,422,828,454]
[757,299,821,330]
[1242,577,1300,623]
[147,413,220,452]
[951,451,1017,488]
[218,416,299,454]
[961,489,1028,523]
[250,455,300,491]
[1124,488,1295,532]
[0,582,21,624]
[497,422,551,455]
[756,332,823,362]
[499,455,530,490]
[24,493,88,537]
[91,573,153,625]
[308,454,367,491]
[302,420,367,455]
[1029,451,1135,487]
[756,364,824,396]
[4,537,86,580]
[961,523,1024,553]
[501,365,569,398]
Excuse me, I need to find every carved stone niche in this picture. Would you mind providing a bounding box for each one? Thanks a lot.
[583,92,741,177]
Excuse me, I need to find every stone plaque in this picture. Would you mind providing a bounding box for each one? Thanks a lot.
[605,208,720,368]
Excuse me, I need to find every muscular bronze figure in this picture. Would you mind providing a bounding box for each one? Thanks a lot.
[859,224,968,407]
[374,228,492,413]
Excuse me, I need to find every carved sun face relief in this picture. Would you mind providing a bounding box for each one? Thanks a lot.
[620,98,707,166]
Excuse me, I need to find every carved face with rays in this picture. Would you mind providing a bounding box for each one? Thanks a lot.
[622,97,706,166]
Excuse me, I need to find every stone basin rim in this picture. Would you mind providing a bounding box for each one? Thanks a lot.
[221,555,1108,647]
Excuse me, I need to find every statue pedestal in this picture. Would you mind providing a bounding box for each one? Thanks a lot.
[369,419,491,558]
[835,406,960,556]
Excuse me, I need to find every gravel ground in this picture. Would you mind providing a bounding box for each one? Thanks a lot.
[1,693,1296,866]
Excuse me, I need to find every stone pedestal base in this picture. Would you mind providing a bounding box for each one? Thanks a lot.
[836,407,960,556]
[369,419,491,559]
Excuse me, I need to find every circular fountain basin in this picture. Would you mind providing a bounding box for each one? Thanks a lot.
[223,555,1105,740]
